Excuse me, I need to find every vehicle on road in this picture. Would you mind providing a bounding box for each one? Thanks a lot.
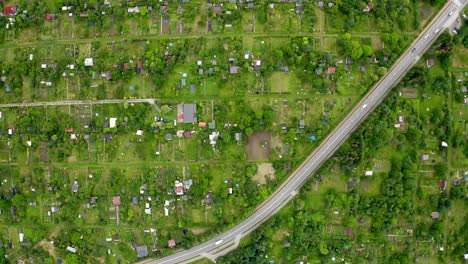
[411,48,416,53]
[361,104,368,109]
[434,28,440,33]
[448,11,454,16]
[215,240,223,245]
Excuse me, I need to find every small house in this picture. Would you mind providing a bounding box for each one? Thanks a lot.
[132,197,138,205]
[109,118,117,128]
[253,58,261,70]
[168,239,176,248]
[227,188,233,195]
[209,132,219,147]
[175,181,184,195]
[327,67,336,74]
[165,133,173,141]
[136,245,148,258]
[199,122,207,128]
[439,180,446,190]
[230,66,239,74]
[7,125,15,135]
[426,59,434,68]
[208,120,216,129]
[45,13,55,21]
[421,154,429,161]
[205,191,213,207]
[66,246,77,253]
[4,6,17,16]
[84,58,93,67]
[71,181,79,193]
[185,131,192,138]
[137,60,143,72]
[90,197,97,205]
[398,115,403,123]
[364,171,373,176]
[176,130,184,138]
[136,130,144,136]
[112,196,121,206]
[235,133,242,141]
[431,212,440,219]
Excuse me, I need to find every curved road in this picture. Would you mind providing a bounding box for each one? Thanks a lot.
[144,1,466,263]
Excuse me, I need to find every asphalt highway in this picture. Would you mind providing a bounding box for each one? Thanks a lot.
[145,1,467,263]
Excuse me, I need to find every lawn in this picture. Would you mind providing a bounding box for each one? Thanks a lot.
[270,72,291,93]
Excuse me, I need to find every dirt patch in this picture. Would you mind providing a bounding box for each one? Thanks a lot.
[272,228,289,241]
[191,227,210,235]
[253,163,275,184]
[39,143,49,163]
[246,132,271,160]
[67,155,77,163]
[401,88,418,99]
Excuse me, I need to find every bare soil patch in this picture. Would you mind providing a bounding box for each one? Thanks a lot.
[401,88,418,99]
[67,155,77,163]
[253,163,275,184]
[191,227,210,235]
[246,131,271,160]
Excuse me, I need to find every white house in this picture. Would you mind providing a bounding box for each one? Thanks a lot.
[84,58,94,67]
[66,246,77,253]
[109,118,117,128]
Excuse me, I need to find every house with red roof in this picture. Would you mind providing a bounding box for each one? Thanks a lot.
[46,13,55,21]
[4,6,17,16]
[137,60,143,73]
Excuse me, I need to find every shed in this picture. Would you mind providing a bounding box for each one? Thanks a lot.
[136,245,148,258]
[431,212,440,219]
[208,120,216,129]
[71,181,79,193]
[205,191,213,207]
[168,239,176,248]
[230,66,239,74]
[327,67,336,74]
[299,120,305,128]
[426,59,434,67]
[84,58,94,67]
[421,154,429,161]
[66,246,77,253]
[365,171,373,176]
[235,133,242,141]
[112,196,121,206]
[439,180,446,190]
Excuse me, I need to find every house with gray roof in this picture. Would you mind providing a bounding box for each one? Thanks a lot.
[182,104,197,123]
[208,120,216,129]
[136,245,148,258]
